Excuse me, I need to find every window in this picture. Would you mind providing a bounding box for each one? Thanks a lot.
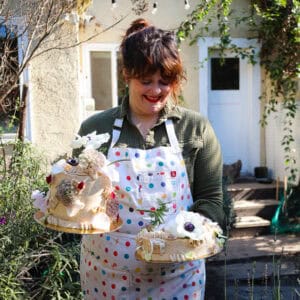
[0,24,20,133]
[211,57,239,90]
[82,43,127,116]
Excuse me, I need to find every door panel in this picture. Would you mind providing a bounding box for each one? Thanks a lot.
[208,52,249,172]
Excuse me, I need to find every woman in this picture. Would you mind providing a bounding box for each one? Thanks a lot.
[79,18,225,300]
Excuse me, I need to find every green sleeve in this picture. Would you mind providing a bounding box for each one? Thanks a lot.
[189,121,225,230]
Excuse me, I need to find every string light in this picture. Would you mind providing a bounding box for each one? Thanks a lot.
[184,0,190,10]
[152,2,158,14]
[111,0,117,9]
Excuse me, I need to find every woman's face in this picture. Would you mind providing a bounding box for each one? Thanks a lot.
[128,71,173,118]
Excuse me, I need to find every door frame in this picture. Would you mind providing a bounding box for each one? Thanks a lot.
[197,37,261,173]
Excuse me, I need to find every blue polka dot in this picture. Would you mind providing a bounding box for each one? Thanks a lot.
[161,271,166,276]
[136,287,140,292]
[135,152,140,158]
[126,219,132,224]
[106,235,110,241]
[181,172,186,177]
[96,256,100,259]
[126,186,131,192]
[171,269,175,273]
[161,182,166,187]
[199,280,202,284]
[101,269,106,275]
[124,254,129,259]
[148,183,154,188]
[83,291,86,295]
[158,161,164,166]
[180,274,185,278]
[173,298,178,300]
[138,221,144,226]
[170,161,175,165]
[121,287,127,291]
[125,152,129,157]
[129,207,134,212]
[119,204,123,209]
[94,288,98,292]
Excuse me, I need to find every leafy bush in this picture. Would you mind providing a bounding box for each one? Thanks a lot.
[0,138,81,299]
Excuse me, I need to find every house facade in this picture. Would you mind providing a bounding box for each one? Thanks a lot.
[3,0,300,182]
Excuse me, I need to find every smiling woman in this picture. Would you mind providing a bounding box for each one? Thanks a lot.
[77,18,225,300]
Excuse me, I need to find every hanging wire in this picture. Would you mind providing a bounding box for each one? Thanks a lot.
[184,0,190,10]
[152,2,158,14]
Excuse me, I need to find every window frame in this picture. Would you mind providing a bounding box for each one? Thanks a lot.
[81,43,120,119]
[0,16,30,141]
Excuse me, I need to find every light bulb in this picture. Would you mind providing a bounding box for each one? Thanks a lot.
[184,0,190,10]
[152,2,158,14]
[111,0,117,9]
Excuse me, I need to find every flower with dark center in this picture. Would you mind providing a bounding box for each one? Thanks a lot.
[184,222,195,232]
[67,158,79,166]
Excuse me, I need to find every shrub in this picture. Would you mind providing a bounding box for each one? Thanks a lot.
[0,138,81,299]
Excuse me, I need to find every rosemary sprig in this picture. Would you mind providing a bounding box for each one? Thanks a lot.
[138,200,170,227]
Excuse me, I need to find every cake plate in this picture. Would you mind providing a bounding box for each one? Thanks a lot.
[34,211,123,235]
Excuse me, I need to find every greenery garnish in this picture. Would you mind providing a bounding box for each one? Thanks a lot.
[138,200,170,227]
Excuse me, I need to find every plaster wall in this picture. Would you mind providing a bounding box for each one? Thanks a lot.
[29,23,81,161]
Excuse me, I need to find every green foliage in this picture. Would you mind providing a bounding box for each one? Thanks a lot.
[0,137,81,299]
[176,0,299,183]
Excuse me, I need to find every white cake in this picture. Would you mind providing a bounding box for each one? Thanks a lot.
[32,132,121,232]
[135,211,225,262]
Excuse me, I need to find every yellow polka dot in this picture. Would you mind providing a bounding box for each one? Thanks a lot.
[138,198,143,205]
[180,265,185,270]
[112,273,115,278]
[181,160,185,166]
[135,267,141,273]
[161,194,167,199]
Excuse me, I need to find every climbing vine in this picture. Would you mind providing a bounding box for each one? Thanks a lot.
[176,0,299,183]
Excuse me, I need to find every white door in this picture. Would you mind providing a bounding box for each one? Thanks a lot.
[208,52,249,171]
[198,38,261,175]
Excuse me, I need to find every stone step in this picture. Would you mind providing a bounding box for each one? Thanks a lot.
[234,199,279,219]
[230,216,271,237]
[228,182,279,201]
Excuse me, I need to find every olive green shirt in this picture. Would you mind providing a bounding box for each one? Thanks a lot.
[77,97,225,229]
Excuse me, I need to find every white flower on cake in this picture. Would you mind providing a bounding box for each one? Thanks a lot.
[163,211,206,240]
[70,131,110,150]
[32,190,48,213]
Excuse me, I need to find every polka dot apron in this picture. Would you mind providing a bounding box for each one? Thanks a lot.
[80,118,206,300]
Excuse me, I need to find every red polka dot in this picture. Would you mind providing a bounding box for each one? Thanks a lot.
[192,281,196,286]
[103,291,107,297]
[196,269,200,273]
[113,251,118,256]
[122,275,127,280]
[150,207,156,211]
[160,281,165,285]
[136,278,141,283]
[181,195,184,200]
[115,186,120,190]
[102,281,106,286]
[183,283,187,288]
[93,266,97,271]
[126,176,131,180]
[125,241,131,247]
[105,247,109,252]
[104,259,108,264]
[88,261,91,266]
[139,210,144,215]
[115,151,120,156]
[87,289,90,294]
[148,278,152,282]
[111,296,116,300]
[184,295,189,300]
[111,283,116,289]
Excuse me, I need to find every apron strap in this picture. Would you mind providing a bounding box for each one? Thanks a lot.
[109,118,123,148]
[165,119,181,152]
[109,118,180,152]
